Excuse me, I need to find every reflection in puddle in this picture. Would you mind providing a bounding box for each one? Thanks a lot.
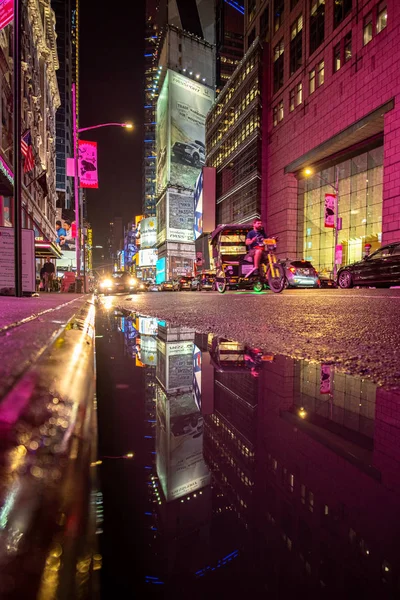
[97,307,400,598]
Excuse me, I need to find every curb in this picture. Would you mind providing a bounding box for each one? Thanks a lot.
[0,299,99,599]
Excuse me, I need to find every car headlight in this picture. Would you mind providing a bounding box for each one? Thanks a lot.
[129,278,137,286]
[100,279,113,287]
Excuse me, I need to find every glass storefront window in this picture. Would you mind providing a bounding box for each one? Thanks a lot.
[301,146,383,274]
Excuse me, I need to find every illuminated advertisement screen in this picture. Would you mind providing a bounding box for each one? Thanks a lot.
[156,387,210,502]
[156,71,169,193]
[166,190,194,243]
[140,217,157,249]
[169,71,214,189]
[139,248,158,267]
[156,257,166,284]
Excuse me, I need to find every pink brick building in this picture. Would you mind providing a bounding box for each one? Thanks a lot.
[243,0,398,274]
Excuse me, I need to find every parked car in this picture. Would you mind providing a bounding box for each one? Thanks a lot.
[160,279,180,291]
[191,273,215,291]
[172,140,205,168]
[178,276,193,291]
[337,243,400,288]
[281,259,320,288]
[98,272,140,295]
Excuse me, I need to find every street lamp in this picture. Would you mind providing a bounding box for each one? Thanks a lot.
[72,82,133,292]
[304,165,340,281]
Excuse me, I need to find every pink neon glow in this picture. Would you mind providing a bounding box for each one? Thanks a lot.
[78,140,98,189]
[0,0,13,31]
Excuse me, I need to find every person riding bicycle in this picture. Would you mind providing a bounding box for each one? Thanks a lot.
[245,218,268,275]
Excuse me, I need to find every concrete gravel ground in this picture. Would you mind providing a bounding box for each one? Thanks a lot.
[109,288,400,389]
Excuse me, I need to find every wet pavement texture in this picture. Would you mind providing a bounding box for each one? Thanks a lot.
[95,299,400,599]
[112,288,400,389]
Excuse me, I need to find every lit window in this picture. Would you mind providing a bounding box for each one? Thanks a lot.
[363,12,373,45]
[317,59,324,86]
[376,2,387,33]
[274,39,285,92]
[274,0,285,32]
[290,88,295,112]
[278,99,284,122]
[333,42,341,72]
[344,31,352,62]
[309,68,316,94]
[334,0,352,28]
[310,0,325,55]
[273,100,284,125]
[296,81,303,105]
[290,14,303,75]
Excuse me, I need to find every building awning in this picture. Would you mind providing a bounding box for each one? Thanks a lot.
[284,99,394,175]
[35,241,63,259]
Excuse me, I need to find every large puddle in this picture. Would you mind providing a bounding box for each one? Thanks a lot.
[95,302,400,598]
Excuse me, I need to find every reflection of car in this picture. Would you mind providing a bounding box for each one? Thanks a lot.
[282,259,320,288]
[191,274,215,291]
[99,272,140,295]
[160,279,180,291]
[337,243,400,288]
[178,276,193,291]
[172,140,205,168]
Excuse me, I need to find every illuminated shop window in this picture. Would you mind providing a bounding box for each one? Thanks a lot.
[363,12,373,45]
[376,2,387,33]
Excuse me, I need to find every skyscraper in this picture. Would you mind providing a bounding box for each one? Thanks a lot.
[53,0,73,210]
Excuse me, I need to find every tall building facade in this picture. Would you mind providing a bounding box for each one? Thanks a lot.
[53,0,73,211]
[0,0,60,243]
[242,0,398,275]
[206,40,263,225]
[216,0,245,92]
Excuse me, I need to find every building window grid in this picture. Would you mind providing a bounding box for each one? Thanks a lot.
[363,12,373,46]
[274,0,285,33]
[333,42,341,72]
[344,31,352,62]
[376,2,387,33]
[273,99,284,126]
[290,82,303,111]
[309,67,316,94]
[274,39,285,92]
[210,111,261,169]
[334,0,352,29]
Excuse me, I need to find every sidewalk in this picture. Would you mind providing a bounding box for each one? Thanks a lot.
[0,293,87,399]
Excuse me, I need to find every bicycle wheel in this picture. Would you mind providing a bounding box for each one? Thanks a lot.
[253,280,263,293]
[267,263,286,293]
[215,279,227,293]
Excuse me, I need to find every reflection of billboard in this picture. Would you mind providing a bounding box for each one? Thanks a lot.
[156,340,194,392]
[156,387,210,502]
[156,70,214,193]
[140,217,157,249]
[138,316,158,336]
[167,190,194,242]
[140,335,157,366]
[139,248,158,266]
[156,257,166,284]
[169,71,214,189]
[193,344,201,410]
[156,72,169,193]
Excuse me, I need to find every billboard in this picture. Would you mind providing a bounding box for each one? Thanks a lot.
[156,257,166,284]
[140,335,157,366]
[167,190,194,242]
[156,193,167,246]
[156,70,214,193]
[194,166,216,239]
[156,71,169,193]
[79,140,98,188]
[157,340,194,393]
[156,387,211,502]
[138,316,158,336]
[140,217,157,249]
[139,248,157,267]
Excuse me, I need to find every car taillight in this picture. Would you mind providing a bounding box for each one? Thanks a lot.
[289,267,296,274]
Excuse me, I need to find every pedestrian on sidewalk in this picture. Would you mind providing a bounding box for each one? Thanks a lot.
[42,258,55,292]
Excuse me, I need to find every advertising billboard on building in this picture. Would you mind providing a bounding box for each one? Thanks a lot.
[156,71,169,193]
[156,193,167,246]
[156,257,166,284]
[167,189,194,242]
[194,166,216,239]
[156,70,214,194]
[79,140,98,189]
[140,217,157,249]
[139,248,158,267]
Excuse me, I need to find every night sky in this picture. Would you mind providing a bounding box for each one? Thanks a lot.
[80,0,146,247]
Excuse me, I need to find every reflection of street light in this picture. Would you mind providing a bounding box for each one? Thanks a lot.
[304,165,340,281]
[72,83,133,292]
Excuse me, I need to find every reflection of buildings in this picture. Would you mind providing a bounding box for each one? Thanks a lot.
[254,355,400,597]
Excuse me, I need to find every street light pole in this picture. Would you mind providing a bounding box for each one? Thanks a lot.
[72,83,81,288]
[13,0,22,297]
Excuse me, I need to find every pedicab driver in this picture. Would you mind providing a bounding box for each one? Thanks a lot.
[245,218,268,275]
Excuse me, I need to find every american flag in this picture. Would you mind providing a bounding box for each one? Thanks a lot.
[21,130,35,173]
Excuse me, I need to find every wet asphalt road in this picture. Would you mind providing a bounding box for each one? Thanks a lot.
[105,288,400,389]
